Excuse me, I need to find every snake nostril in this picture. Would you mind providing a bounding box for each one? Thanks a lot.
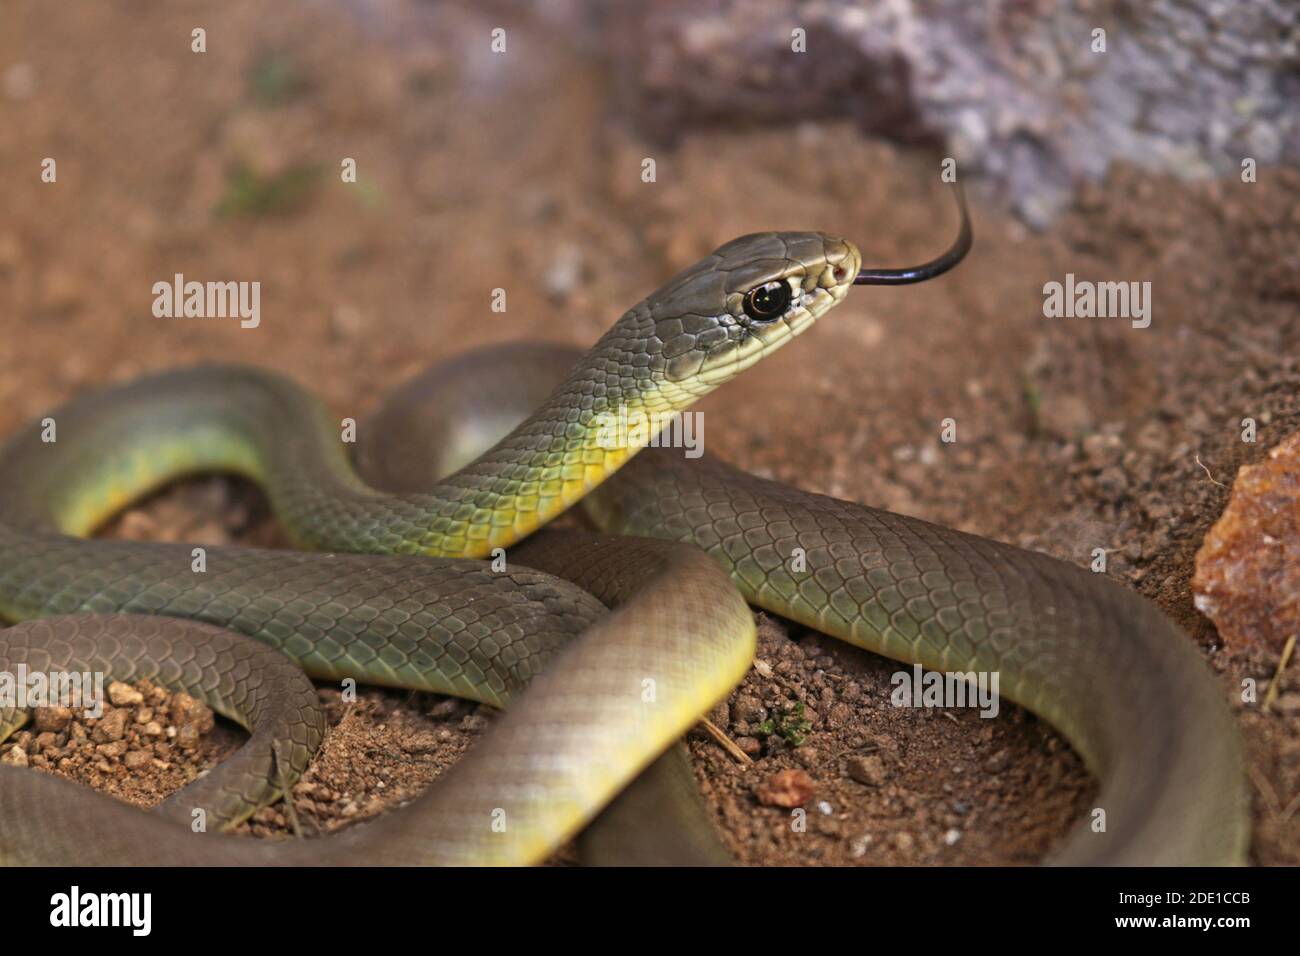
[832,264,848,282]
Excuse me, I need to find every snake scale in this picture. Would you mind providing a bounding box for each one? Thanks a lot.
[0,198,1248,865]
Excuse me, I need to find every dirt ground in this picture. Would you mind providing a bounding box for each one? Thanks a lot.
[1,1,1297,864]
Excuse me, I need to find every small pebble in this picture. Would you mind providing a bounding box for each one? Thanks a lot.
[92,708,128,743]
[756,768,815,808]
[107,681,144,707]
[401,733,440,755]
[124,750,151,770]
[847,754,886,786]
[33,706,72,733]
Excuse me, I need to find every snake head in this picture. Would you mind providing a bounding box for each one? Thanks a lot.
[638,232,861,397]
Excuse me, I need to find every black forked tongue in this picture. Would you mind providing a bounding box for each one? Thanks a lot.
[854,182,973,286]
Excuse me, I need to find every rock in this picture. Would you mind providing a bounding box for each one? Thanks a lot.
[253,807,282,827]
[401,733,440,755]
[428,697,469,720]
[1,746,28,767]
[735,736,762,757]
[123,750,152,770]
[731,695,767,725]
[589,0,1300,225]
[1081,432,1124,470]
[115,512,159,541]
[847,754,887,786]
[171,692,215,736]
[92,708,128,742]
[33,706,72,733]
[140,679,167,705]
[828,702,856,727]
[107,681,144,706]
[1039,393,1095,440]
[984,749,1012,773]
[793,745,821,768]
[544,243,584,301]
[1095,465,1130,499]
[756,768,815,808]
[1193,431,1300,651]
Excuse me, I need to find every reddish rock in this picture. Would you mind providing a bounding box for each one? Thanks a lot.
[756,768,815,808]
[1194,431,1300,651]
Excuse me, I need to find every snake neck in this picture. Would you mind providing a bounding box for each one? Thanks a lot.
[0,351,708,560]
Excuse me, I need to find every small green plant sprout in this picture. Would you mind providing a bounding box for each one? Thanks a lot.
[216,163,321,218]
[756,701,813,746]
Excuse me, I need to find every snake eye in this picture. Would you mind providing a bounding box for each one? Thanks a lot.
[742,280,792,322]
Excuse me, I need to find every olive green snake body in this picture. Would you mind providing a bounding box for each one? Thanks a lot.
[0,228,1247,865]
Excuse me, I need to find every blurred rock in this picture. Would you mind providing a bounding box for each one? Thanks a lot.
[582,0,1300,226]
[847,753,886,786]
[0,233,21,273]
[2,62,35,100]
[756,767,815,807]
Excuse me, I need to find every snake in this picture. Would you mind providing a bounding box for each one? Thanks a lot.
[0,187,1248,865]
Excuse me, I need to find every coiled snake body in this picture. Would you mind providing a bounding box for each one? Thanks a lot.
[0,223,1247,865]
